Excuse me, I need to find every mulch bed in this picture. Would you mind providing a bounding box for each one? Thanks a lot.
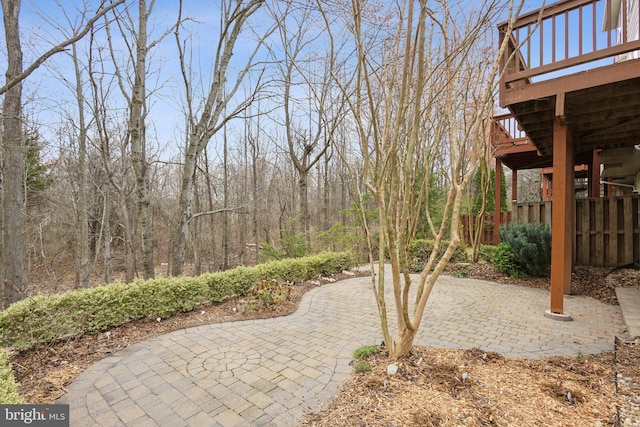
[303,346,619,426]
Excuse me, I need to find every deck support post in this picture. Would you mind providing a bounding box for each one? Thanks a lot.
[511,169,518,203]
[494,158,503,245]
[549,95,574,318]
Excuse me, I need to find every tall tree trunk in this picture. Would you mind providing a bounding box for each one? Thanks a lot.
[171,147,196,276]
[250,130,259,264]
[298,172,310,245]
[102,180,112,284]
[322,151,330,230]
[239,129,248,265]
[120,190,135,282]
[71,43,90,288]
[193,166,202,275]
[1,0,25,307]
[118,146,135,283]
[341,171,347,226]
[204,149,217,271]
[222,125,229,270]
[172,142,202,276]
[129,0,154,279]
[171,0,264,276]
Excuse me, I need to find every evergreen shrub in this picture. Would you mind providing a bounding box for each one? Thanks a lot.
[491,242,523,277]
[0,349,23,404]
[499,222,551,277]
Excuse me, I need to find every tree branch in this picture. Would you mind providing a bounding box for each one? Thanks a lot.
[0,0,128,95]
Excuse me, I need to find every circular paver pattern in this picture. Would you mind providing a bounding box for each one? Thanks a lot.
[187,348,262,379]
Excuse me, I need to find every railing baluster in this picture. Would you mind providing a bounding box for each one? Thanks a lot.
[592,0,596,52]
[608,0,613,48]
[552,14,556,62]
[565,10,570,59]
[540,19,544,66]
[579,5,583,56]
[526,25,531,68]
[622,0,628,44]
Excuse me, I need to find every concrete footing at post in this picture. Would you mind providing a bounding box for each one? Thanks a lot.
[544,309,573,321]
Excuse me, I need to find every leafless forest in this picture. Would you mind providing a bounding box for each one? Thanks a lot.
[1,0,521,308]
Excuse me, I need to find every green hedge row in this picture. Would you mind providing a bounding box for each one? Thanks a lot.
[408,239,468,271]
[0,251,355,351]
[0,349,23,404]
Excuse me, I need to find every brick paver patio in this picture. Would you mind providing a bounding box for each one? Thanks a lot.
[58,271,627,426]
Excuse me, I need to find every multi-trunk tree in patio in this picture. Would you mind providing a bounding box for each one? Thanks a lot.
[322,0,521,358]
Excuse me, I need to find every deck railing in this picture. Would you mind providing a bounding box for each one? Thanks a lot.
[492,113,531,147]
[499,0,640,87]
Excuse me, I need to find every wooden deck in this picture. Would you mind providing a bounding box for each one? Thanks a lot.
[495,0,640,315]
[498,0,640,172]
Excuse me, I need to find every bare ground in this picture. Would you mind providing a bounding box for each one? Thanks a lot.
[6,264,640,426]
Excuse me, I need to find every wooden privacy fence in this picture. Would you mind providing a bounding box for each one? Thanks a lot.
[461,212,512,246]
[575,196,639,267]
[462,195,640,267]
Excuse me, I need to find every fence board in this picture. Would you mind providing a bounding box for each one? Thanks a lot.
[609,197,618,266]
[623,197,635,264]
[595,198,604,265]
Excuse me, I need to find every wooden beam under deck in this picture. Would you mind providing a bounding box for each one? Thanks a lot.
[501,59,640,107]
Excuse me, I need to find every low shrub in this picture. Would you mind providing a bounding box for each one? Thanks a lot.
[408,239,468,272]
[0,251,355,351]
[477,245,497,263]
[0,349,23,404]
[491,242,523,277]
[499,222,551,277]
[248,279,292,306]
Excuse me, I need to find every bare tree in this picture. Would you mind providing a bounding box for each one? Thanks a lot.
[1,0,127,306]
[71,42,91,288]
[1,0,25,307]
[325,0,522,358]
[86,29,137,283]
[269,0,345,246]
[107,0,177,279]
[126,0,155,279]
[171,0,268,275]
